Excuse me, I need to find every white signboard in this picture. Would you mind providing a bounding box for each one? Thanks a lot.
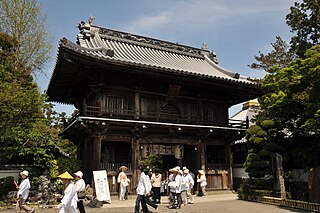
[93,170,111,202]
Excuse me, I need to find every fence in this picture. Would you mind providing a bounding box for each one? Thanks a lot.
[240,195,320,212]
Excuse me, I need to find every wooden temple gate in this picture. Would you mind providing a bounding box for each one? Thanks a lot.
[47,19,260,195]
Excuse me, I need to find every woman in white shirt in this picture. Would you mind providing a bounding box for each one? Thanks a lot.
[15,170,35,213]
[56,171,77,213]
[197,170,207,197]
[117,166,130,201]
[150,169,162,204]
[74,171,86,213]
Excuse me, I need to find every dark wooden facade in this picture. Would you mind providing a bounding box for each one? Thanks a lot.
[47,20,260,194]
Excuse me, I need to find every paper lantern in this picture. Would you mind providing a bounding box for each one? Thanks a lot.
[174,145,184,159]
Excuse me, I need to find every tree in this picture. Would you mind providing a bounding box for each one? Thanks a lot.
[249,36,295,73]
[286,0,320,58]
[0,32,77,171]
[252,45,320,170]
[0,0,52,74]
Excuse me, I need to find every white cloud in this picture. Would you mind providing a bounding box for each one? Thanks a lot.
[126,0,296,36]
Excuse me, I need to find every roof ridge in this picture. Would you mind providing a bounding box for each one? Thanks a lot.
[77,21,218,61]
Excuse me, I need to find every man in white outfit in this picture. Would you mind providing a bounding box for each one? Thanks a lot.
[74,171,86,213]
[57,171,78,213]
[134,165,151,213]
[183,169,194,204]
[15,170,35,213]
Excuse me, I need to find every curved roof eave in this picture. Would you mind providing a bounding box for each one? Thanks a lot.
[59,39,260,88]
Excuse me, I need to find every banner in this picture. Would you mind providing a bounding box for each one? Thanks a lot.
[93,170,111,202]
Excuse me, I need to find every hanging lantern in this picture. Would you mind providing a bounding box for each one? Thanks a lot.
[141,144,147,158]
[174,145,184,159]
[141,144,150,158]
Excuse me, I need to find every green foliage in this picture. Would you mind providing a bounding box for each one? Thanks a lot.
[238,178,273,198]
[249,36,295,73]
[260,120,275,129]
[243,0,319,196]
[140,154,163,172]
[50,160,59,179]
[56,157,82,175]
[0,31,76,170]
[286,0,320,58]
[250,45,320,171]
[0,176,15,200]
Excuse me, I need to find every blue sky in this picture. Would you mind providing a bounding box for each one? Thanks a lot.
[39,0,298,116]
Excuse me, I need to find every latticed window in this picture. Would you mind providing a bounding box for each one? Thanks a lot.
[177,102,199,122]
[203,102,227,124]
[105,96,133,114]
[206,145,226,170]
[140,97,162,118]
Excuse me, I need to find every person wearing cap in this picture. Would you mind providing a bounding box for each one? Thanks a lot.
[168,167,182,209]
[74,171,86,213]
[56,171,77,213]
[15,170,35,213]
[183,169,194,204]
[117,165,130,201]
[197,170,207,197]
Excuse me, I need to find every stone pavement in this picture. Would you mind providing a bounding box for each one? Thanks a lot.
[0,192,307,213]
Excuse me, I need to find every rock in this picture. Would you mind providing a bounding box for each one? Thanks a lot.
[87,198,103,208]
[6,191,17,202]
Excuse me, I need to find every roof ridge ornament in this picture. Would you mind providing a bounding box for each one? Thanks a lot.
[200,43,218,64]
[88,15,95,25]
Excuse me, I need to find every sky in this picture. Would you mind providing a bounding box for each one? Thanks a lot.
[38,0,298,117]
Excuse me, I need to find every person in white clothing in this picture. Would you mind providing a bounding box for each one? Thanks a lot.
[168,167,182,209]
[117,166,130,200]
[15,170,35,213]
[56,171,78,213]
[150,169,162,204]
[74,171,86,213]
[183,169,194,204]
[197,170,207,197]
[134,165,151,213]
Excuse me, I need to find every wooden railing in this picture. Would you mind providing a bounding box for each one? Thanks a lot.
[63,104,248,129]
[100,162,132,173]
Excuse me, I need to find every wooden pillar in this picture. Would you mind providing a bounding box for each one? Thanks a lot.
[134,92,140,119]
[92,135,102,171]
[225,141,233,190]
[83,138,90,172]
[198,139,206,171]
[132,137,140,189]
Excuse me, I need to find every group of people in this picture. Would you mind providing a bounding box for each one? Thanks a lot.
[133,165,207,212]
[167,166,207,209]
[14,170,86,213]
[15,166,206,213]
[56,171,87,213]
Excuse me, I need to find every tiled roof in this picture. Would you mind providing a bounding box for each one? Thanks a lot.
[58,21,258,86]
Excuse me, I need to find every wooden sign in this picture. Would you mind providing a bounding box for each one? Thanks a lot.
[93,170,111,202]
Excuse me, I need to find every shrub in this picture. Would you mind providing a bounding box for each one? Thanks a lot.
[0,176,15,201]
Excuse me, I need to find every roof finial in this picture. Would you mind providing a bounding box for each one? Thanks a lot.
[202,43,208,50]
[88,15,95,25]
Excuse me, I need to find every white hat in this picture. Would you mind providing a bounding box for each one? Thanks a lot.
[20,170,29,177]
[74,171,83,178]
[169,167,179,173]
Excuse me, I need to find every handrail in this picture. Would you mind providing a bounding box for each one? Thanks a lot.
[64,104,248,130]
